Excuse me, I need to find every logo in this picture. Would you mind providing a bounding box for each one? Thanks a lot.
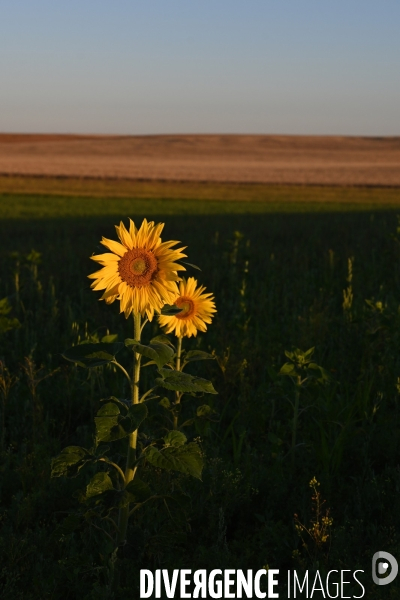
[372,552,398,586]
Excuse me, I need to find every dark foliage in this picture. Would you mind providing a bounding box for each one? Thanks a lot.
[1,209,400,598]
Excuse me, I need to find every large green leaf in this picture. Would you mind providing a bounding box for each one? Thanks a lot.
[146,442,203,480]
[97,402,121,417]
[51,446,91,478]
[156,368,217,394]
[184,350,215,363]
[95,402,148,442]
[150,334,175,348]
[95,402,123,442]
[125,477,152,502]
[125,339,174,369]
[126,403,149,430]
[99,396,129,410]
[163,431,187,447]
[62,342,124,368]
[86,472,115,499]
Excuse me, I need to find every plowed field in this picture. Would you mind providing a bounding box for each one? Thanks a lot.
[1,133,399,186]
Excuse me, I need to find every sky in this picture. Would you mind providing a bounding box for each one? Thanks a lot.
[1,1,399,136]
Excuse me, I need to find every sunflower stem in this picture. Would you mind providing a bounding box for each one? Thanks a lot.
[117,312,142,545]
[173,337,183,430]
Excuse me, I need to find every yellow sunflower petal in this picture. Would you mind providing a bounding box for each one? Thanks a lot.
[89,218,186,319]
[157,277,216,338]
[115,221,133,249]
[90,252,120,265]
[100,237,127,257]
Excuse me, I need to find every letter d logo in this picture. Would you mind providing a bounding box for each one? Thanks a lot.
[372,552,398,585]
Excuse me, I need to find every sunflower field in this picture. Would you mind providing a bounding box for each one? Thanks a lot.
[1,186,400,599]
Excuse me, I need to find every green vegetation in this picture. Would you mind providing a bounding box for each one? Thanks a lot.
[2,180,400,219]
[1,188,400,598]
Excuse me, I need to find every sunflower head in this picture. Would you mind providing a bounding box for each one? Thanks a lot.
[88,218,186,320]
[158,277,216,338]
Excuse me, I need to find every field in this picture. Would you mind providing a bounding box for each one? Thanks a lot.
[1,172,400,598]
[1,134,400,186]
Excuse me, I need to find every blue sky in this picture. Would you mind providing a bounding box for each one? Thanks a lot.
[1,1,399,135]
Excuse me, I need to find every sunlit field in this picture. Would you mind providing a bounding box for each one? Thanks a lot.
[1,183,400,598]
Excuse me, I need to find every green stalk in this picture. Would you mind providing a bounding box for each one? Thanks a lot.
[291,376,301,467]
[117,312,141,545]
[173,337,183,430]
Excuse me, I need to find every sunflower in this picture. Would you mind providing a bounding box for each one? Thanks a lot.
[158,277,216,338]
[88,219,186,320]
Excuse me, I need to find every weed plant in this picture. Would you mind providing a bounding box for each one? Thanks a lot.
[1,198,400,598]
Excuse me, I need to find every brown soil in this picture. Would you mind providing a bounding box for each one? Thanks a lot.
[0,134,399,186]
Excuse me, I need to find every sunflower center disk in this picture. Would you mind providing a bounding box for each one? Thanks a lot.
[175,297,195,319]
[131,258,146,274]
[118,248,158,287]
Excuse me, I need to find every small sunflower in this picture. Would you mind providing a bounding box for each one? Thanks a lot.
[88,219,186,320]
[158,277,216,338]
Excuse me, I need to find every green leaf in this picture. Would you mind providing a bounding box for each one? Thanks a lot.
[126,403,148,430]
[0,298,21,334]
[319,367,331,381]
[150,334,175,348]
[279,362,297,377]
[159,397,171,409]
[51,446,91,478]
[95,444,110,457]
[86,472,115,499]
[196,404,215,418]
[95,402,148,442]
[308,363,331,382]
[180,418,195,427]
[125,477,152,502]
[160,304,184,316]
[184,350,215,363]
[156,368,217,394]
[100,396,129,410]
[101,333,119,343]
[97,402,121,417]
[0,297,12,315]
[163,431,187,447]
[284,347,315,366]
[0,315,21,335]
[62,342,124,368]
[146,442,203,480]
[125,339,174,369]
